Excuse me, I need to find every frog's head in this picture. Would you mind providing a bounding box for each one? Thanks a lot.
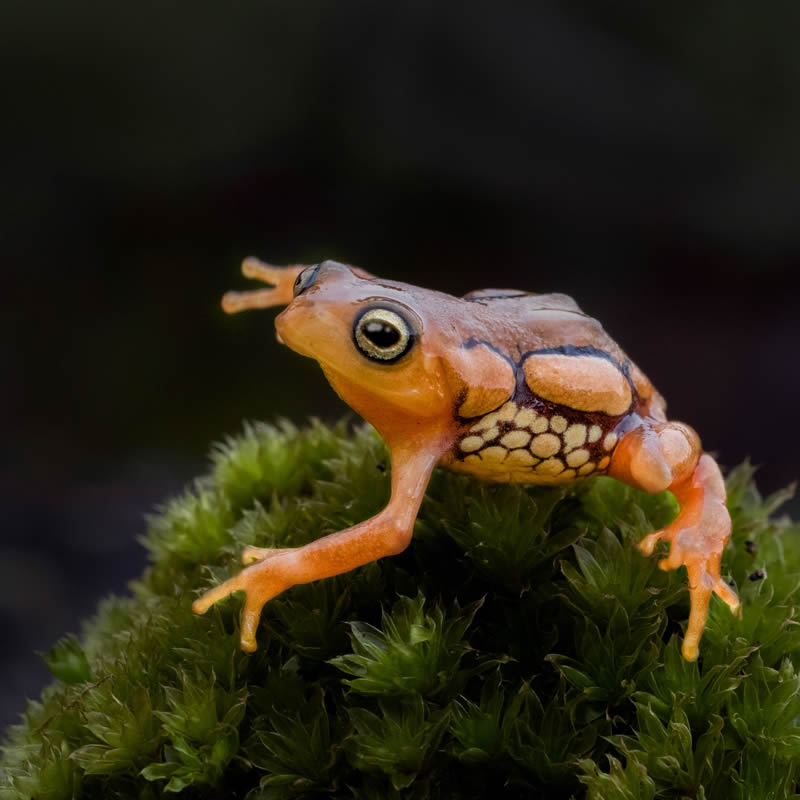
[225,257,517,440]
[274,261,453,430]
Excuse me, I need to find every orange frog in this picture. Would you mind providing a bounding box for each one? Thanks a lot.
[193,258,740,660]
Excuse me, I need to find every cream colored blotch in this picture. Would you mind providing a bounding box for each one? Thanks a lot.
[530,433,561,458]
[497,401,518,422]
[515,408,537,428]
[536,457,565,476]
[501,430,531,449]
[566,449,590,467]
[531,416,549,433]
[506,449,536,467]
[460,436,484,453]
[482,446,508,464]
[471,411,501,433]
[563,424,587,451]
[603,432,618,451]
[522,353,632,416]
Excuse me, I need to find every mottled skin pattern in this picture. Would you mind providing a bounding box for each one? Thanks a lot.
[443,342,636,483]
[193,258,740,662]
[447,397,622,483]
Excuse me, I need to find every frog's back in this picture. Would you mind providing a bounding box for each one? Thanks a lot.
[458,289,628,362]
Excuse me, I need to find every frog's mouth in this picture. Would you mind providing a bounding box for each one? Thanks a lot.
[273,305,304,353]
[274,301,344,366]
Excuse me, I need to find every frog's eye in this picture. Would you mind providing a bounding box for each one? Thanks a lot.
[353,307,414,363]
[293,265,321,298]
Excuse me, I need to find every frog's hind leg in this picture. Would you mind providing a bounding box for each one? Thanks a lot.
[221,258,307,313]
[609,422,740,661]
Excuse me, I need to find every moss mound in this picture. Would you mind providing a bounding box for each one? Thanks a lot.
[2,421,800,799]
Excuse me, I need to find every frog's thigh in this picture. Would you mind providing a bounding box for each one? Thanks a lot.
[608,422,700,492]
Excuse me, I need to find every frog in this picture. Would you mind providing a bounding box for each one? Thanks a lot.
[192,257,741,661]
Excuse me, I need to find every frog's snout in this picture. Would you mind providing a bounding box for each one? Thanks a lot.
[274,301,320,358]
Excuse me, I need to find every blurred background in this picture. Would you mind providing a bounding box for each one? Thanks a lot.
[2,1,800,730]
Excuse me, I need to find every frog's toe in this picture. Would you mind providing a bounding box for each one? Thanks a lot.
[680,551,740,661]
[638,529,665,557]
[714,577,741,613]
[192,572,246,616]
[239,588,273,652]
[656,530,695,572]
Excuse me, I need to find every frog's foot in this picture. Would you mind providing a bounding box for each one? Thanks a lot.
[610,424,740,660]
[221,257,306,313]
[638,461,740,660]
[192,548,297,652]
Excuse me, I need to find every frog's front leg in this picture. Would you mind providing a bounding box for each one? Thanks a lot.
[192,445,443,652]
[609,422,740,661]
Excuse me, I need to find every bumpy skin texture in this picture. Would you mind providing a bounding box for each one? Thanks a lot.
[194,258,740,661]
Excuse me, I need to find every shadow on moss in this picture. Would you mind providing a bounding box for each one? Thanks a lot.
[2,421,800,799]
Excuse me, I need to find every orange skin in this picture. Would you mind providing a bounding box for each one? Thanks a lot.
[193,257,740,661]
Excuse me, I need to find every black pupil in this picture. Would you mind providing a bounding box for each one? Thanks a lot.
[363,321,400,348]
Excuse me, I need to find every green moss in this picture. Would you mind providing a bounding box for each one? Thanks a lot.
[2,421,800,799]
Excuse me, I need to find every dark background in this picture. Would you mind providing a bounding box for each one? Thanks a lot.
[3,1,800,731]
